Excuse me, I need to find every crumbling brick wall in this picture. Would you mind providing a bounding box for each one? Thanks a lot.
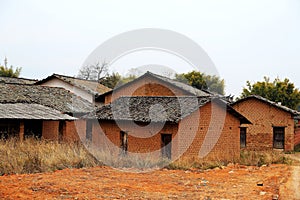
[233,98,294,151]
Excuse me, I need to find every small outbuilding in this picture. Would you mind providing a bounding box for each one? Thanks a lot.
[231,95,300,151]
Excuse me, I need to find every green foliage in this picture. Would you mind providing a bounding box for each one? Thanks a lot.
[0,65,21,78]
[99,72,136,88]
[240,77,300,109]
[175,71,225,95]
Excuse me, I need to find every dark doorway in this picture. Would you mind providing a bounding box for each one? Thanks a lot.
[0,120,19,139]
[120,131,128,155]
[58,121,65,142]
[273,127,285,149]
[161,134,172,159]
[240,127,246,148]
[24,120,42,139]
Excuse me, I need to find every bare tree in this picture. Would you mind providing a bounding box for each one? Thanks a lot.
[77,61,109,82]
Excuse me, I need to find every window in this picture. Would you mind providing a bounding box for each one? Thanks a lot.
[161,134,172,159]
[86,120,93,141]
[240,127,246,148]
[120,131,128,155]
[273,127,285,149]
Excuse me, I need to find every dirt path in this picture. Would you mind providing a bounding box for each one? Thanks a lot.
[279,153,300,199]
[0,164,289,200]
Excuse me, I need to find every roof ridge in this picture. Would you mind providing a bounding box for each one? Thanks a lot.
[53,73,101,83]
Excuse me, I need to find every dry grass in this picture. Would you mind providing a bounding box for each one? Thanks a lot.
[0,138,293,175]
[0,138,100,175]
[239,150,292,166]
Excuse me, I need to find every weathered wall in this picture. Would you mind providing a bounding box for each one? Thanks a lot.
[233,98,294,151]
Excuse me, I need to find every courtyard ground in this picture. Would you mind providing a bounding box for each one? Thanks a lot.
[0,163,296,200]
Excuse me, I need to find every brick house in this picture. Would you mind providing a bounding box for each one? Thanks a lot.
[35,74,111,103]
[96,71,211,104]
[231,95,300,151]
[0,83,92,141]
[86,96,250,161]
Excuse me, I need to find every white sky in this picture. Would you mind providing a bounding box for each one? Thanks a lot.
[0,0,299,96]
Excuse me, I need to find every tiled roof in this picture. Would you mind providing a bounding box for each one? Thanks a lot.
[96,71,211,99]
[0,103,76,120]
[231,95,300,117]
[35,74,111,95]
[0,77,37,85]
[86,96,250,124]
[0,83,94,114]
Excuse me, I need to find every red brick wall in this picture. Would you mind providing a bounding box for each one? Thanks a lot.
[42,121,59,140]
[295,121,300,146]
[105,76,191,104]
[41,120,86,142]
[233,98,294,151]
[64,120,86,142]
[90,101,240,161]
[178,102,240,161]
[91,120,178,158]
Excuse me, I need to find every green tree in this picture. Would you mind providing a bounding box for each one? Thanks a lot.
[175,71,225,95]
[99,73,136,88]
[240,77,300,110]
[0,58,21,78]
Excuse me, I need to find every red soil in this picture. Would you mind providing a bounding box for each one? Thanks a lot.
[0,164,291,199]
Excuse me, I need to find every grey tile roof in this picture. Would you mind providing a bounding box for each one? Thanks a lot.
[0,77,37,85]
[0,103,76,120]
[35,74,111,95]
[231,95,300,117]
[86,96,251,124]
[0,83,94,114]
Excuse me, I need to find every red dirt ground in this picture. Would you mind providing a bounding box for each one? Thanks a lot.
[0,164,292,199]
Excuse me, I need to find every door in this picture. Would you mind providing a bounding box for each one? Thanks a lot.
[273,127,285,149]
[161,134,172,159]
[120,131,128,155]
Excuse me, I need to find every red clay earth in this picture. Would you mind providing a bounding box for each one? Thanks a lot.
[0,164,293,199]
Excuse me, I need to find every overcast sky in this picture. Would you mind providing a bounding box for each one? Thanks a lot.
[1,0,299,96]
